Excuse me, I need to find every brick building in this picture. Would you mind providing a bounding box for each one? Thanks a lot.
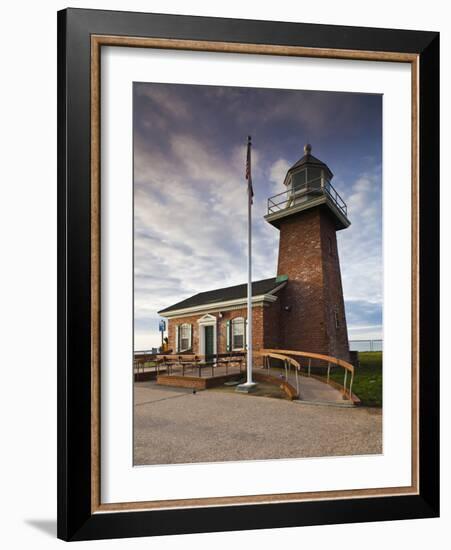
[158,145,350,361]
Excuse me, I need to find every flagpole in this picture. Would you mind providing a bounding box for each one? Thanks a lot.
[246,143,253,386]
[237,135,257,393]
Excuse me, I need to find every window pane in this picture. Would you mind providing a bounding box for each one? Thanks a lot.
[180,324,190,350]
[232,319,244,335]
[233,334,244,349]
[307,166,322,183]
[292,169,306,191]
[181,338,189,350]
[232,318,245,349]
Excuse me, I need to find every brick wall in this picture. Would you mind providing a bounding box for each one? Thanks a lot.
[276,206,350,360]
[320,212,350,360]
[262,300,282,349]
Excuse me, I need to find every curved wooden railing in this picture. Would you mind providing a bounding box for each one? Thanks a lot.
[259,349,356,402]
[261,351,301,370]
[262,349,354,373]
[259,351,302,397]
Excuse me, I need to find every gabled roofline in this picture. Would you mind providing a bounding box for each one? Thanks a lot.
[159,282,287,319]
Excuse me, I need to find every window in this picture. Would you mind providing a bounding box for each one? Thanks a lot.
[179,323,192,352]
[334,311,340,329]
[307,166,322,184]
[232,317,246,350]
[292,169,306,192]
[328,236,333,255]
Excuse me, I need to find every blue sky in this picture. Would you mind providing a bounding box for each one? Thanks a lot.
[133,82,382,350]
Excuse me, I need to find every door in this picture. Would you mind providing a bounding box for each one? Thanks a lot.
[204,325,214,358]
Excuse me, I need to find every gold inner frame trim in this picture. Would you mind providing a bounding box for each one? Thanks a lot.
[90,34,420,514]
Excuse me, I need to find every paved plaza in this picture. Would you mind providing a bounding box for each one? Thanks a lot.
[134,381,382,465]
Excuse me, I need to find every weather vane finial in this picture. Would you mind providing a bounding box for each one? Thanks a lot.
[304,143,312,155]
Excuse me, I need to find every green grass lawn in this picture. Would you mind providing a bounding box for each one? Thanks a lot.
[330,351,382,407]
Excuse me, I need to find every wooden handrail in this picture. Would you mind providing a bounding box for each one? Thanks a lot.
[261,351,300,370]
[149,353,245,362]
[259,348,354,374]
[259,348,356,402]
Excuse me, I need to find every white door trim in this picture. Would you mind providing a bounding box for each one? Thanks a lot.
[197,314,217,356]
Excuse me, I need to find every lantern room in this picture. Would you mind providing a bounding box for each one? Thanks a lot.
[265,144,350,230]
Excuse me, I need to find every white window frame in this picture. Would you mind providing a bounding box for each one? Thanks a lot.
[231,317,246,351]
[179,323,192,352]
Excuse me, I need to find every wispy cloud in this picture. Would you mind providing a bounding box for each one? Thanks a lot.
[135,83,193,121]
[268,158,290,192]
[339,166,382,304]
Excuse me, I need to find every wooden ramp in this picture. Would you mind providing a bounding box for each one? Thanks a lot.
[297,376,353,407]
[259,349,359,406]
[255,367,351,406]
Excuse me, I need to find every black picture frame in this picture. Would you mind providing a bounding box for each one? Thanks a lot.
[57,7,439,541]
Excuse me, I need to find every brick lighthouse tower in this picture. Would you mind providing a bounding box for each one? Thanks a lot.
[265,144,350,360]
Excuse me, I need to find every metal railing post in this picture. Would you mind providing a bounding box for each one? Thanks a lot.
[308,358,311,377]
[327,362,331,383]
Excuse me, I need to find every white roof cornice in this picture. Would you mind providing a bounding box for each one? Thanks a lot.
[160,291,282,319]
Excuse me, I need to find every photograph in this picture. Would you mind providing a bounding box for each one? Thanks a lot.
[132,82,383,466]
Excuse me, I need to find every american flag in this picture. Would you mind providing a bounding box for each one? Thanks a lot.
[246,135,254,204]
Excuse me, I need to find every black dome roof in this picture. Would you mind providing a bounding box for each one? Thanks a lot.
[286,144,333,181]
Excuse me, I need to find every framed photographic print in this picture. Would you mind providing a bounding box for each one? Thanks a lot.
[57,8,439,541]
